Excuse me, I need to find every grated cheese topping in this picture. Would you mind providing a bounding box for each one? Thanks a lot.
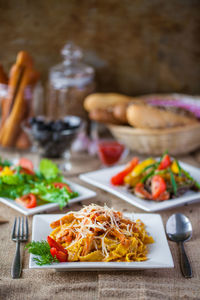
[55,204,136,257]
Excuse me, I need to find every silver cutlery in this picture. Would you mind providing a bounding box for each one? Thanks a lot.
[11,216,29,279]
[166,213,192,278]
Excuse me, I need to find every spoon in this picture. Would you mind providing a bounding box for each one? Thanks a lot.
[166,213,192,278]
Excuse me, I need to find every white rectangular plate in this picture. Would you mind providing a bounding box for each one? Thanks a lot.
[80,161,200,212]
[0,180,96,216]
[29,213,173,270]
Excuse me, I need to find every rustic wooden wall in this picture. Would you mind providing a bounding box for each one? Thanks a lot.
[0,0,199,95]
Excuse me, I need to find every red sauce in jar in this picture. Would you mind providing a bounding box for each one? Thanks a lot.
[98,141,125,166]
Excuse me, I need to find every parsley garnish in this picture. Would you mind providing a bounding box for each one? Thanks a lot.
[25,241,58,265]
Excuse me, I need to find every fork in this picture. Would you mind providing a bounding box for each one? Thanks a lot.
[11,216,29,279]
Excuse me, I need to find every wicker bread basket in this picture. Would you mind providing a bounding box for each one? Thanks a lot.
[108,122,200,155]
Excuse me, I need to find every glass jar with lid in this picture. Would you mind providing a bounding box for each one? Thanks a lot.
[46,42,95,120]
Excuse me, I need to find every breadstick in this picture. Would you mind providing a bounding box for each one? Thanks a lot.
[0,67,32,147]
[0,51,33,133]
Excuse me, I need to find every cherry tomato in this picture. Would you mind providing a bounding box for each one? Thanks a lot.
[18,158,34,174]
[111,157,139,185]
[15,193,37,209]
[53,182,72,193]
[152,175,166,200]
[158,154,171,170]
[50,247,57,257]
[50,247,68,262]
[20,167,35,175]
[47,236,68,255]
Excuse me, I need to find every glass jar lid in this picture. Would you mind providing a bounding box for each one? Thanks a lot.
[49,41,94,89]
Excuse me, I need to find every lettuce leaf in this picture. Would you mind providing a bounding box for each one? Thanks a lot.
[1,174,23,185]
[30,182,78,208]
[39,159,60,179]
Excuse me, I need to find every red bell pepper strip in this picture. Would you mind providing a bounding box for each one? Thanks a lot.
[47,236,68,255]
[110,157,139,185]
[151,175,166,200]
[158,154,171,170]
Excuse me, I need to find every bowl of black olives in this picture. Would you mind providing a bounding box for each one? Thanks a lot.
[22,115,83,158]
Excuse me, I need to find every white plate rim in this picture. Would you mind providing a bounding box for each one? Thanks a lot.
[29,213,174,270]
[79,161,200,212]
[0,180,96,215]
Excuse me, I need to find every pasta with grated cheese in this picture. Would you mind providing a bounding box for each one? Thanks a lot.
[49,204,154,262]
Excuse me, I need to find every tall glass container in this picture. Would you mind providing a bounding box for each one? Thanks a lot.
[46,42,95,120]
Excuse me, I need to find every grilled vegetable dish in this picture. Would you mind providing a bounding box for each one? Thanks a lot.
[111,152,200,201]
[0,157,78,209]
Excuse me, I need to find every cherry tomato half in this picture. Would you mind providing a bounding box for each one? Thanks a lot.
[50,247,68,262]
[152,175,166,200]
[158,154,171,170]
[20,167,35,175]
[53,182,72,193]
[18,158,34,175]
[15,193,37,209]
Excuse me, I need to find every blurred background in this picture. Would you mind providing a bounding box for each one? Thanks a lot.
[0,0,200,160]
[0,0,200,95]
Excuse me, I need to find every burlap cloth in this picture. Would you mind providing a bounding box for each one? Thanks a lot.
[0,151,200,300]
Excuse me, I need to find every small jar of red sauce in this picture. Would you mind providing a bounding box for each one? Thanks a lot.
[97,140,126,167]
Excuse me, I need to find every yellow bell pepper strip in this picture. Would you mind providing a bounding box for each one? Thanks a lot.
[110,157,139,185]
[171,160,179,174]
[124,174,142,187]
[131,158,156,176]
[0,166,14,176]
[124,158,156,186]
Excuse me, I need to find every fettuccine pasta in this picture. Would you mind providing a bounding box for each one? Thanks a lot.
[50,204,154,262]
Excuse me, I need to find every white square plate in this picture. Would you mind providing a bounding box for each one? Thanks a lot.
[29,213,174,270]
[80,161,200,212]
[0,180,96,216]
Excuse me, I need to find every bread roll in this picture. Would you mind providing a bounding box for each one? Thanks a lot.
[113,103,128,123]
[127,104,198,129]
[89,108,122,124]
[84,93,132,112]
